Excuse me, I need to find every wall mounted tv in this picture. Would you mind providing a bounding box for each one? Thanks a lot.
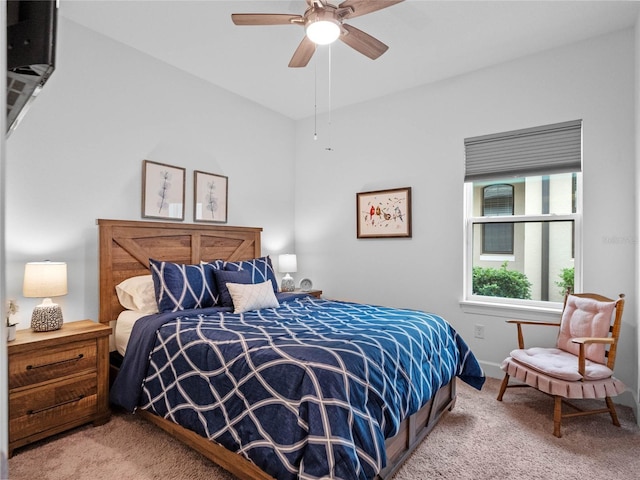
[6,0,57,136]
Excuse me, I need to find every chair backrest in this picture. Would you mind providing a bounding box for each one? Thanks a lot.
[557,292,625,368]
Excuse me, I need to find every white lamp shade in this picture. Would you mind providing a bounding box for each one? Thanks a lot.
[23,261,68,298]
[278,254,297,273]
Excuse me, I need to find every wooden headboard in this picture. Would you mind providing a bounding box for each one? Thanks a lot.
[98,219,262,325]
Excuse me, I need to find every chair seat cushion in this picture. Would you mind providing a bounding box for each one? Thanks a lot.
[510,347,613,381]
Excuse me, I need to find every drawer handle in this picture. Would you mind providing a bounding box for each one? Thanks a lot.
[27,395,86,415]
[26,354,84,371]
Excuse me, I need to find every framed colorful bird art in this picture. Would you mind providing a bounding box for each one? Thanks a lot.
[356,187,412,238]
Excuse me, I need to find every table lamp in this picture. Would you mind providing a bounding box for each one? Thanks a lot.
[23,261,68,332]
[278,254,297,292]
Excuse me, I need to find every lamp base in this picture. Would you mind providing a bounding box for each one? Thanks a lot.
[281,274,295,292]
[31,304,63,332]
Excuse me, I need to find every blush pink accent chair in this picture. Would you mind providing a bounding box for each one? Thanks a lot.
[497,292,625,437]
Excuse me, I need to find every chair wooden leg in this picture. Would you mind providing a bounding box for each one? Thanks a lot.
[605,396,621,427]
[553,396,562,438]
[497,373,510,401]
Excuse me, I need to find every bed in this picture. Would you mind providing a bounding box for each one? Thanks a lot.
[99,219,484,480]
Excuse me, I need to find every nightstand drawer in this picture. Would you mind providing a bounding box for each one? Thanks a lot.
[9,372,98,441]
[9,340,97,390]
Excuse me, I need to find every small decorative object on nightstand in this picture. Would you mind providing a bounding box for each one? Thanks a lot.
[6,298,19,341]
[299,278,313,291]
[8,320,112,457]
[279,254,297,293]
[7,323,17,342]
[22,261,68,332]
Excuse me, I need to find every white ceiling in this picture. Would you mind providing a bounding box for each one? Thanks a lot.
[60,0,640,120]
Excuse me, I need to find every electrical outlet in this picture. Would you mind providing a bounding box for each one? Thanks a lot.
[474,324,485,339]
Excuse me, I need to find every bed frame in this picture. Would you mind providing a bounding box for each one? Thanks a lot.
[98,218,456,480]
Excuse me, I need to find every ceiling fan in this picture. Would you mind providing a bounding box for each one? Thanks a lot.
[231,0,405,68]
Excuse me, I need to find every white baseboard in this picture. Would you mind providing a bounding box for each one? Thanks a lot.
[478,360,503,381]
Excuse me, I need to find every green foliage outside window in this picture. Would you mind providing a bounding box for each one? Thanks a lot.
[555,267,575,296]
[472,262,532,299]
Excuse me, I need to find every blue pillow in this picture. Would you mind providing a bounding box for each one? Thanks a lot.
[206,259,225,270]
[150,259,220,313]
[223,256,278,293]
[213,269,253,308]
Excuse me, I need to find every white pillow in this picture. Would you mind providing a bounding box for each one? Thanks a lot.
[226,280,279,314]
[115,275,159,314]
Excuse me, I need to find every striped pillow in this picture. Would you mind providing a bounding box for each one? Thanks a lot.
[223,256,278,293]
[150,259,220,312]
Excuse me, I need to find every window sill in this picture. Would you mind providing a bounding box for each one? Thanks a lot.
[479,254,515,262]
[460,299,563,321]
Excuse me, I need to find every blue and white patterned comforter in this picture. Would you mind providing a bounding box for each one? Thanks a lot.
[111,296,484,480]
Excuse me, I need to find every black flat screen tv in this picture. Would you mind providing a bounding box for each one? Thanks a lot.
[6,0,57,136]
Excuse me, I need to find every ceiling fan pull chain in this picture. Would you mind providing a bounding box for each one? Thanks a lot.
[325,45,333,152]
[314,58,318,140]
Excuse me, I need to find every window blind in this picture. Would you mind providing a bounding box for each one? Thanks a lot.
[483,184,513,216]
[464,120,582,182]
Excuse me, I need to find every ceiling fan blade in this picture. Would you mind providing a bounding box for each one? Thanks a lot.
[339,24,388,60]
[231,13,303,26]
[289,36,316,68]
[337,0,404,19]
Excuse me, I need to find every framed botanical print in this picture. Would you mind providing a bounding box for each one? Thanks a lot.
[194,170,228,223]
[142,160,185,221]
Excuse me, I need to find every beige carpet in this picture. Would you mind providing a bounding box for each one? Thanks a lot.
[7,377,640,480]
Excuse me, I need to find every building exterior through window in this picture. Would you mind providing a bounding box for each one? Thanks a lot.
[482,184,514,255]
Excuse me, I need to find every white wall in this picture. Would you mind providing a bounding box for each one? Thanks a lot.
[635,11,640,419]
[4,18,297,330]
[294,29,638,408]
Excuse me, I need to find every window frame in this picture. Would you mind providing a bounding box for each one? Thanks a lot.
[463,176,582,311]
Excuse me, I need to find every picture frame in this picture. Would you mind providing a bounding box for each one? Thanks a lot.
[194,170,228,223]
[142,160,185,221]
[356,187,412,238]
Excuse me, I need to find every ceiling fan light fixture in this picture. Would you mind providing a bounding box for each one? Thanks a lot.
[232,0,404,67]
[305,14,341,45]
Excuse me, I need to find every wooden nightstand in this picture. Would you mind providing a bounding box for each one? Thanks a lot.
[8,320,112,457]
[296,289,322,298]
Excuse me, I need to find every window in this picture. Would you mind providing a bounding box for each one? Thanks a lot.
[464,120,582,306]
[482,184,514,254]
